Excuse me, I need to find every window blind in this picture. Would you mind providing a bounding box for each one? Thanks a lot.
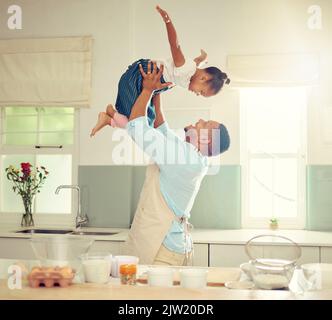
[227,53,319,87]
[0,36,93,107]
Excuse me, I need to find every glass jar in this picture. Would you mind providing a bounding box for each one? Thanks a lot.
[120,264,137,285]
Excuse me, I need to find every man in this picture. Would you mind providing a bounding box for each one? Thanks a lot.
[121,62,230,266]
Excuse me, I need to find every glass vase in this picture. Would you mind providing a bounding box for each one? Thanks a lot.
[21,195,34,227]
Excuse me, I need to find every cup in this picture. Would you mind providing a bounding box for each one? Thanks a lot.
[81,252,112,284]
[180,268,208,289]
[147,267,174,287]
[111,256,139,278]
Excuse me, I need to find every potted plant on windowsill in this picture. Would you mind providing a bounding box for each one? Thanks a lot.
[269,218,279,230]
[5,163,49,227]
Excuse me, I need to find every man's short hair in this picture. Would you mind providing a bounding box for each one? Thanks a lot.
[209,123,230,157]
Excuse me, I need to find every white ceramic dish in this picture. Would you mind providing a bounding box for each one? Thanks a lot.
[147,267,174,287]
[180,268,208,289]
[225,280,255,290]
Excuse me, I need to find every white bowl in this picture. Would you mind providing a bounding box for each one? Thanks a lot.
[302,263,332,290]
[180,268,208,289]
[147,268,174,287]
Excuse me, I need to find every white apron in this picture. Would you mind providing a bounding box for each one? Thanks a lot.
[121,164,193,265]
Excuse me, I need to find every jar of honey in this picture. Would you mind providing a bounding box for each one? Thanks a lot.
[119,264,137,285]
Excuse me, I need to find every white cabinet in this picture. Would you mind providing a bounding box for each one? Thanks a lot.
[0,238,34,259]
[297,247,320,265]
[0,236,329,267]
[90,240,123,255]
[0,237,124,260]
[192,243,208,267]
[210,244,249,267]
[209,244,320,268]
[320,247,332,263]
[264,245,320,265]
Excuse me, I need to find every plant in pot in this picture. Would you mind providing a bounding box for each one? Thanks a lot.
[269,218,279,230]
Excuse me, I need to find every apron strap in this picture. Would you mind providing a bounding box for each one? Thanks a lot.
[174,215,194,266]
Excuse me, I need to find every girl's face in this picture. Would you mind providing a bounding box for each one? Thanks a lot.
[188,71,215,97]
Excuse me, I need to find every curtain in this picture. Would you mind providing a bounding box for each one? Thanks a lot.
[227,53,319,87]
[0,36,93,107]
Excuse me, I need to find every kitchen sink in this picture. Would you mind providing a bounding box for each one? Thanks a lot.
[16,229,72,234]
[15,229,119,236]
[69,231,119,236]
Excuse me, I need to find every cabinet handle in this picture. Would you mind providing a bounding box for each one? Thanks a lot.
[35,145,63,149]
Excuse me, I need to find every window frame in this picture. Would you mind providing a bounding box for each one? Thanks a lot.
[240,87,307,229]
[0,107,79,227]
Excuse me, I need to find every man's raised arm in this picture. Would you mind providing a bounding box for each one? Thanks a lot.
[128,62,171,122]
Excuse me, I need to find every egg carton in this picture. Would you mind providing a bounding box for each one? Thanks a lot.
[28,266,75,288]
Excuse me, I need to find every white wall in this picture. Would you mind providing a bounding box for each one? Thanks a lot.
[0,0,331,165]
[0,0,134,165]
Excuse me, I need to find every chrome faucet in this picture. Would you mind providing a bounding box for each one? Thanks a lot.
[55,185,88,229]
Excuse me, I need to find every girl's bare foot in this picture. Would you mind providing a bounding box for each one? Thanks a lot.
[90,112,112,137]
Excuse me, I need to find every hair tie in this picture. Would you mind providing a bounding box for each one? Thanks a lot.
[225,78,231,85]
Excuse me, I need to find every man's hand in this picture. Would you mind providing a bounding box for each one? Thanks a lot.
[156,5,171,23]
[139,61,172,93]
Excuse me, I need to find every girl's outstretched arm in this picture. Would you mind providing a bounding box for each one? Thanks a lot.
[156,5,185,68]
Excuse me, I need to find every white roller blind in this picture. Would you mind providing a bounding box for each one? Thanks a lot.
[227,53,319,87]
[0,36,93,107]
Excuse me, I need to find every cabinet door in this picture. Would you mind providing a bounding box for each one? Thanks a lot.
[263,245,320,265]
[210,244,250,267]
[0,238,34,259]
[90,241,123,256]
[192,244,208,267]
[297,247,320,265]
[320,247,332,263]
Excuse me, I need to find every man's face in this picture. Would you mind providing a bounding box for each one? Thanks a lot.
[184,119,220,147]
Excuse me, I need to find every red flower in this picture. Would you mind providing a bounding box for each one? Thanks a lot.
[21,162,32,178]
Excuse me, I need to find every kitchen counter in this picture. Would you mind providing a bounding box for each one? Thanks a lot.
[1,279,332,300]
[1,225,332,247]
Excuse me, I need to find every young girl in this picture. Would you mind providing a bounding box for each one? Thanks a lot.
[90,5,230,136]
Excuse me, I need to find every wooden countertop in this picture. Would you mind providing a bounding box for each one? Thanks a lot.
[2,280,332,300]
[2,264,332,302]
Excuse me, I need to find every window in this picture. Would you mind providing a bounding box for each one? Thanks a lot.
[240,88,307,228]
[0,107,78,218]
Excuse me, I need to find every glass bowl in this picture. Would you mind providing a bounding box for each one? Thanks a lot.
[245,234,301,290]
[250,258,296,290]
[30,236,94,272]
